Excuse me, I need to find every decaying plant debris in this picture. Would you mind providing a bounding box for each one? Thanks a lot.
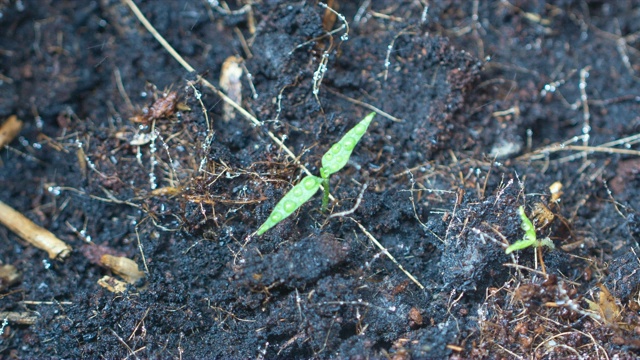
[2,0,640,358]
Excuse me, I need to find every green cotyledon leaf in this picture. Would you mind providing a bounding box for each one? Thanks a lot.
[256,175,323,235]
[505,206,555,254]
[320,112,375,178]
[518,205,536,243]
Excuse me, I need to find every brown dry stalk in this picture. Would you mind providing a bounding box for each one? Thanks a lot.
[100,254,145,284]
[0,311,38,325]
[325,88,402,122]
[0,200,72,260]
[0,115,23,148]
[184,194,266,205]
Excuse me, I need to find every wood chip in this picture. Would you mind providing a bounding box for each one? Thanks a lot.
[0,115,23,148]
[100,254,145,284]
[0,264,21,291]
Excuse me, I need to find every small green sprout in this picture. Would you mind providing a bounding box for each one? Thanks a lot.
[505,206,555,254]
[256,112,376,235]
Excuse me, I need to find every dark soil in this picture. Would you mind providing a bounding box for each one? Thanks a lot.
[2,0,640,358]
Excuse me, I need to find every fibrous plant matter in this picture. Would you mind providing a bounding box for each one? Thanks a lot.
[256,112,375,235]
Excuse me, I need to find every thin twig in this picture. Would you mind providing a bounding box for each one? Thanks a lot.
[350,217,424,289]
[326,88,402,122]
[114,68,134,111]
[526,144,640,157]
[110,328,139,360]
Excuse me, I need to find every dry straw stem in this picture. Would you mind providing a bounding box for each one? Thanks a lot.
[518,132,640,162]
[0,311,38,325]
[0,115,23,148]
[123,0,334,200]
[325,88,402,122]
[0,200,72,260]
[100,254,145,284]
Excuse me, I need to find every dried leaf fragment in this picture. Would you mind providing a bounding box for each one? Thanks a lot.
[532,202,554,229]
[586,283,621,324]
[97,275,129,293]
[0,264,21,291]
[130,91,180,124]
[322,0,338,32]
[219,56,243,122]
[408,307,423,328]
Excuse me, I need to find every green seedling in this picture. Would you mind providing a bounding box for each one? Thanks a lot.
[256,112,375,235]
[505,206,555,254]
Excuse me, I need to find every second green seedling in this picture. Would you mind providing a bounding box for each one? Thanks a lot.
[505,206,555,254]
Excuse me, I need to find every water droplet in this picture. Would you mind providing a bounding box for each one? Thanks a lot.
[283,200,296,213]
[343,137,356,150]
[270,212,283,222]
[304,177,318,190]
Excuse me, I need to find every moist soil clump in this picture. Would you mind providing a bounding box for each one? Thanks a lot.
[2,1,640,358]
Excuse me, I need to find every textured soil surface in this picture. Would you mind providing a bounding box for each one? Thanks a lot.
[2,0,640,358]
